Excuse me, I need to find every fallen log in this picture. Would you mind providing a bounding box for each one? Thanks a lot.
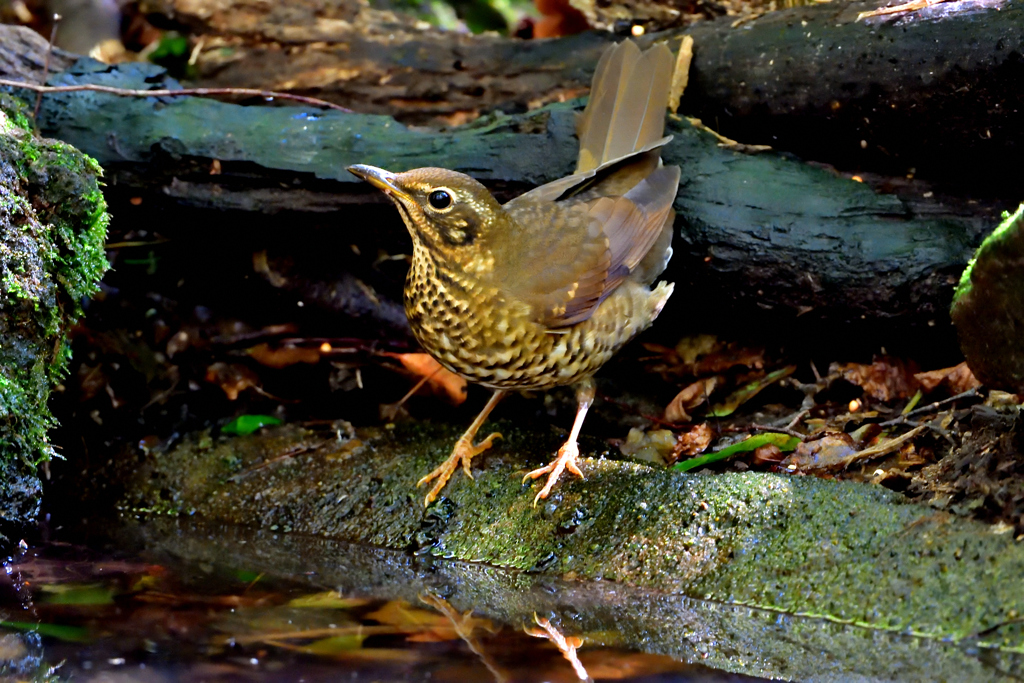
[140,0,1024,193]
[0,25,995,354]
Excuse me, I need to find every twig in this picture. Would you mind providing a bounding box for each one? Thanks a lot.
[33,13,61,131]
[782,409,806,430]
[839,424,928,468]
[0,80,353,113]
[895,417,956,447]
[719,423,806,440]
[879,388,981,427]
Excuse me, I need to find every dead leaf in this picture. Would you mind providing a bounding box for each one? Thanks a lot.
[668,35,694,114]
[664,377,719,423]
[205,362,260,400]
[364,600,492,643]
[833,356,919,402]
[533,0,590,38]
[669,423,713,463]
[288,592,371,610]
[394,353,467,405]
[247,343,321,369]
[751,443,785,466]
[619,428,677,464]
[783,432,857,471]
[914,362,981,394]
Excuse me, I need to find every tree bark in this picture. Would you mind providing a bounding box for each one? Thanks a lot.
[139,0,1024,193]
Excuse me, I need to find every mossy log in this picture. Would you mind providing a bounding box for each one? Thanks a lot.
[116,422,1024,680]
[140,0,1024,192]
[0,42,992,351]
[0,98,110,531]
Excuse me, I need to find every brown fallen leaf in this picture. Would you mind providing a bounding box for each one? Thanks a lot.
[532,0,589,38]
[669,423,713,464]
[619,428,677,464]
[751,443,785,466]
[246,342,321,369]
[393,353,468,405]
[205,362,260,400]
[833,356,920,402]
[664,377,719,423]
[914,361,981,394]
[365,600,493,643]
[783,432,857,471]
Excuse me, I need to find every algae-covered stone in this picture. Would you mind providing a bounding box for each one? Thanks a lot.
[122,421,1024,661]
[951,203,1024,392]
[0,96,109,527]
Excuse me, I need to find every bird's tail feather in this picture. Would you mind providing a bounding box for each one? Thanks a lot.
[576,40,674,175]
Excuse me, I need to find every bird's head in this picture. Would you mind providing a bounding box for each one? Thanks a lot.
[348,165,506,272]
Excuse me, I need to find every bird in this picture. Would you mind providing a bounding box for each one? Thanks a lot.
[348,39,680,507]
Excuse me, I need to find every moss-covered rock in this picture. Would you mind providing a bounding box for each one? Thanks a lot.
[121,420,1024,665]
[0,96,110,529]
[951,203,1024,392]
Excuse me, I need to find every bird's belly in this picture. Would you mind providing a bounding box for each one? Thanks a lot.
[405,277,661,390]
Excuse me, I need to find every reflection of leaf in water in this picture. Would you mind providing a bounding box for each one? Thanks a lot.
[366,600,494,643]
[581,650,689,679]
[1,620,91,643]
[39,583,116,605]
[303,633,366,653]
[266,635,424,662]
[287,591,371,610]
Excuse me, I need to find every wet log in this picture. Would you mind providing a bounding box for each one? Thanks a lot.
[138,0,1024,193]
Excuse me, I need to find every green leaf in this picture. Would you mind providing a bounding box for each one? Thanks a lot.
[39,583,115,605]
[303,634,367,654]
[222,415,282,436]
[673,433,800,472]
[709,366,796,417]
[1,620,91,642]
[288,592,370,609]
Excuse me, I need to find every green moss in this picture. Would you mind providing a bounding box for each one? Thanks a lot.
[954,203,1024,303]
[123,420,1024,657]
[0,97,111,521]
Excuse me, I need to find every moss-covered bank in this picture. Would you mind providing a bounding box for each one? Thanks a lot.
[121,420,1024,676]
[0,96,109,529]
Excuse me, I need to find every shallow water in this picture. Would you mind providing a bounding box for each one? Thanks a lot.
[0,520,764,683]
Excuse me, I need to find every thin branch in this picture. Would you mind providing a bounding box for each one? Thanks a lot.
[33,13,61,131]
[0,79,353,113]
[719,423,807,440]
[879,388,981,427]
[839,424,928,469]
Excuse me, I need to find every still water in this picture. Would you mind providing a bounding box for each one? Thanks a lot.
[1,518,764,683]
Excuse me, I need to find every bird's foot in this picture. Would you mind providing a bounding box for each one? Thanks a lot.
[418,432,502,507]
[523,440,584,506]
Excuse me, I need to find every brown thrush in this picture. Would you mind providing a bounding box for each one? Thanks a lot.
[348,39,679,506]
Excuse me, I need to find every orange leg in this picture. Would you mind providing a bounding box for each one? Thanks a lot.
[418,389,505,507]
[524,378,595,505]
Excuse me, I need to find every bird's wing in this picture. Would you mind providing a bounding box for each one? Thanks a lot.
[498,164,680,328]
[493,199,612,328]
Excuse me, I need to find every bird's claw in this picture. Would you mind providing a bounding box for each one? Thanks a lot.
[524,441,584,506]
[418,432,502,507]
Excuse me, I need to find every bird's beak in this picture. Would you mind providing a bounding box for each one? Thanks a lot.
[347,164,413,202]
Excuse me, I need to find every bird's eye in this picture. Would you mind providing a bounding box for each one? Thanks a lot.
[428,189,453,211]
